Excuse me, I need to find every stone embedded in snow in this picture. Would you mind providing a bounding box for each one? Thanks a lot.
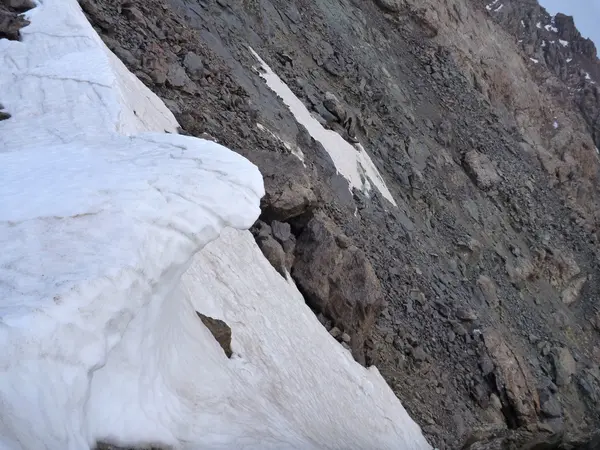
[196,313,233,358]
[463,150,501,190]
[0,1,432,449]
[249,47,397,207]
[292,213,384,358]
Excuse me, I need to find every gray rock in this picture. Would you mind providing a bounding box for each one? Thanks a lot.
[553,347,576,387]
[183,52,204,76]
[8,0,35,12]
[329,327,342,339]
[271,220,292,244]
[167,62,192,88]
[463,151,501,191]
[341,333,351,343]
[476,275,500,308]
[456,307,478,322]
[412,346,428,362]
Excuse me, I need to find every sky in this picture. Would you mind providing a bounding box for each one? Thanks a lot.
[538,0,600,49]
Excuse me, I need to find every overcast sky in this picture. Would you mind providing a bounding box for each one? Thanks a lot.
[538,0,600,49]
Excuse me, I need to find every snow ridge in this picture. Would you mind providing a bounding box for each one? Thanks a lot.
[0,1,431,449]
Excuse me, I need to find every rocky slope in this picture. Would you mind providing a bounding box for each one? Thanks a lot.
[21,0,600,447]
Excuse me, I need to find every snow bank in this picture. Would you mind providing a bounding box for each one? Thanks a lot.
[0,0,430,449]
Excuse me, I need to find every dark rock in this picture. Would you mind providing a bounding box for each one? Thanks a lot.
[196,313,232,358]
[256,235,287,277]
[456,307,478,322]
[7,0,35,12]
[292,214,383,355]
[373,0,401,13]
[0,111,10,121]
[0,10,29,41]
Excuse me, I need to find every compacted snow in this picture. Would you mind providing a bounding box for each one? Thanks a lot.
[0,1,430,449]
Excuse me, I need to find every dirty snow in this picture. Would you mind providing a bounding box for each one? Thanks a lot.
[0,0,430,449]
[249,47,397,206]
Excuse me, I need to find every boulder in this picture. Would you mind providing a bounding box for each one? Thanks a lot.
[292,214,383,357]
[482,330,539,426]
[463,150,501,191]
[553,347,576,387]
[256,235,287,278]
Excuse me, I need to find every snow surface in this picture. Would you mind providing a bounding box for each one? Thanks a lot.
[249,47,398,207]
[0,1,430,449]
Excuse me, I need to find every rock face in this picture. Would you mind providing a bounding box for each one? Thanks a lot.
[553,347,576,387]
[81,0,600,447]
[292,214,383,357]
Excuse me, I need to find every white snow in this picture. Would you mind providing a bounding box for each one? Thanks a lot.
[0,1,430,449]
[545,24,559,33]
[567,58,573,63]
[553,120,559,129]
[493,4,503,12]
[485,0,499,11]
[541,40,546,47]
[585,71,592,80]
[521,20,526,27]
[536,21,542,29]
[249,47,397,207]
[559,39,569,47]
[530,57,539,63]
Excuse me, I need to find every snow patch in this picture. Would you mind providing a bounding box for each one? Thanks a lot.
[0,0,430,449]
[493,4,503,12]
[536,21,542,29]
[553,120,559,129]
[544,24,559,33]
[585,71,592,80]
[521,20,525,27]
[541,40,546,48]
[559,39,569,47]
[530,57,539,63]
[249,47,397,206]
[566,58,573,63]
